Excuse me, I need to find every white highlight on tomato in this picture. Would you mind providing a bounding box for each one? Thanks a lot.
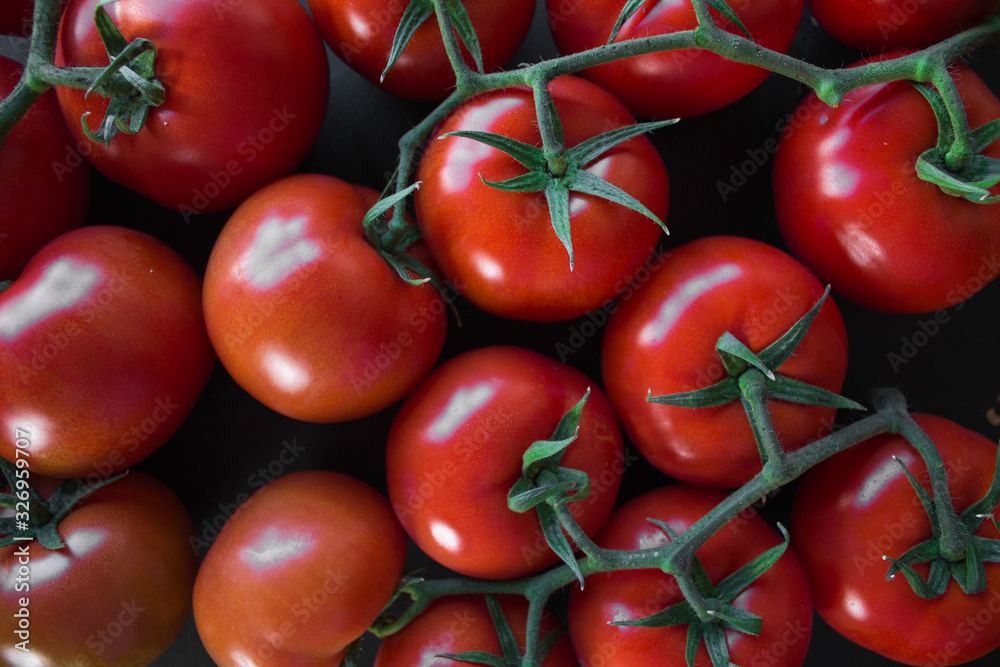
[427,382,497,442]
[430,520,463,553]
[0,258,99,340]
[639,263,740,345]
[241,527,313,568]
[241,215,320,289]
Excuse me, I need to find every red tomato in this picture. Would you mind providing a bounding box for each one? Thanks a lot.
[54,0,328,215]
[546,0,804,119]
[374,595,578,666]
[569,484,813,667]
[791,414,1000,665]
[202,173,448,423]
[1,55,90,280]
[773,59,1000,314]
[306,0,535,101]
[601,235,849,488]
[386,345,624,580]
[0,225,215,479]
[414,75,669,322]
[193,470,408,667]
[0,471,198,667]
[0,0,32,37]
[806,0,1000,50]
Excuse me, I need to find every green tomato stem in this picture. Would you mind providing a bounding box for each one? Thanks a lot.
[738,370,788,480]
[892,411,971,562]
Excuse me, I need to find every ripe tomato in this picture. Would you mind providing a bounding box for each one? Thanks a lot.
[0,471,198,667]
[373,595,578,666]
[792,414,1000,665]
[1,55,90,281]
[0,225,215,479]
[546,0,804,119]
[202,173,448,423]
[193,470,408,667]
[306,0,536,101]
[386,345,625,580]
[806,0,1000,50]
[773,59,1000,314]
[0,0,32,37]
[601,235,849,489]
[414,75,669,322]
[54,0,328,215]
[569,484,813,667]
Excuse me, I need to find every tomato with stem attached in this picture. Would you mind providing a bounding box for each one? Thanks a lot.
[202,173,448,423]
[307,0,536,101]
[569,484,813,666]
[601,235,850,489]
[791,414,1000,666]
[546,0,805,119]
[373,595,578,666]
[773,58,1000,314]
[0,471,198,667]
[414,74,669,322]
[386,345,625,580]
[54,0,328,215]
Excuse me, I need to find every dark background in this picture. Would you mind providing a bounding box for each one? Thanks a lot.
[5,0,1000,665]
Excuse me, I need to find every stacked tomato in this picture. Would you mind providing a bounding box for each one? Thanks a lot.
[1,1,1000,666]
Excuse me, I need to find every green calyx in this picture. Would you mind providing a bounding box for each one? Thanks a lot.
[883,445,1000,599]
[507,390,592,585]
[436,595,565,667]
[440,117,674,270]
[609,0,750,44]
[912,79,1000,203]
[0,457,126,550]
[78,0,165,145]
[612,520,791,667]
[384,0,483,83]
[647,287,864,413]
[363,182,434,287]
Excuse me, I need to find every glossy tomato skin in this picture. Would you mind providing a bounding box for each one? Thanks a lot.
[601,235,849,489]
[54,0,328,214]
[569,484,813,666]
[307,0,535,101]
[791,414,1000,666]
[806,0,1000,50]
[0,225,215,478]
[1,55,90,280]
[202,173,448,423]
[386,345,625,580]
[374,595,578,666]
[0,472,198,667]
[415,75,669,322]
[193,470,408,667]
[773,59,1000,314]
[546,0,804,119]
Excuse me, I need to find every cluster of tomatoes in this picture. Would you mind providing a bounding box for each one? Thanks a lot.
[3,0,1000,666]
